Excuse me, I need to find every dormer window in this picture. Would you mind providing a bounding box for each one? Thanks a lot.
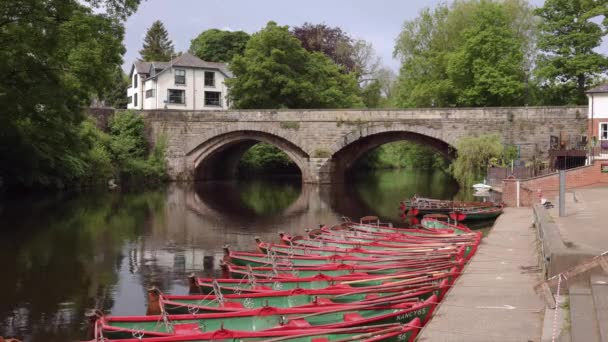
[204,72,215,87]
[175,69,186,85]
[133,74,138,88]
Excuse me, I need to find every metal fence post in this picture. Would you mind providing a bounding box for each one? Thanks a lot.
[559,169,566,217]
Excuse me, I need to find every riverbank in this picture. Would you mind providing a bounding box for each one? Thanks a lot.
[418,207,545,341]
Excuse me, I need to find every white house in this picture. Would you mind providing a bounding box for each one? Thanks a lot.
[127,53,231,110]
[586,84,608,143]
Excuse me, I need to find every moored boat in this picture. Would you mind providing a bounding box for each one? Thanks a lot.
[400,195,498,216]
[85,320,422,342]
[449,205,504,221]
[151,279,450,315]
[189,268,459,294]
[91,296,437,340]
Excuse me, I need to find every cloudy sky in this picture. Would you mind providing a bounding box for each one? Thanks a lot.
[122,0,604,72]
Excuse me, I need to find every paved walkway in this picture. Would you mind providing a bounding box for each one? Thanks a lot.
[548,185,608,254]
[418,208,545,342]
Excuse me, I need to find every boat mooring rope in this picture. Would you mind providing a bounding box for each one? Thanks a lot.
[552,274,562,342]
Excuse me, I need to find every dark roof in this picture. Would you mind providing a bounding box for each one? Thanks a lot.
[132,53,232,79]
[586,83,608,94]
[133,61,151,74]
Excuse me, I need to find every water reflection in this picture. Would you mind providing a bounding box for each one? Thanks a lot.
[0,169,493,341]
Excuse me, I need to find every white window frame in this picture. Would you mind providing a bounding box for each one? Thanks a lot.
[600,122,608,140]
[204,71,215,87]
[204,91,222,107]
[145,89,155,98]
[167,89,185,104]
[174,69,186,85]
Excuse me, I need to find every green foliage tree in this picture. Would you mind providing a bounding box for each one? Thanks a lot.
[358,142,448,170]
[107,110,167,181]
[239,143,297,174]
[0,0,138,189]
[535,0,608,104]
[102,67,130,108]
[139,20,174,61]
[360,80,383,108]
[189,29,250,62]
[394,0,535,107]
[451,134,504,186]
[226,21,363,109]
[447,2,526,106]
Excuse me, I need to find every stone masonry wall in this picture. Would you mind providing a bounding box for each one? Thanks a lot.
[140,106,588,183]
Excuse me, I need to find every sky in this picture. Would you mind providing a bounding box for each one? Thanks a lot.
[122,0,604,73]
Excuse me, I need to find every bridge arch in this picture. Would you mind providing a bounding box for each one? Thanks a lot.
[327,124,457,182]
[186,129,311,182]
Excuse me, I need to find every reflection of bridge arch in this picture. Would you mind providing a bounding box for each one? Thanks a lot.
[326,124,457,182]
[185,125,311,182]
[185,182,315,228]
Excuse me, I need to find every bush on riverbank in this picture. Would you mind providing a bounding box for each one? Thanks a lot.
[238,143,299,176]
[357,142,449,171]
[67,111,167,189]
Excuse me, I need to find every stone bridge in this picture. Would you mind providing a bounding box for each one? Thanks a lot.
[141,106,587,183]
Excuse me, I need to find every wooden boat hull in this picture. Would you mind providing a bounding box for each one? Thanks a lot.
[449,207,504,221]
[94,297,437,340]
[153,280,450,315]
[85,320,421,342]
[190,268,459,294]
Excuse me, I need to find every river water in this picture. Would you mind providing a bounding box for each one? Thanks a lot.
[0,169,496,341]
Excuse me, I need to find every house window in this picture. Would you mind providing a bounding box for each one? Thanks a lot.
[205,91,221,106]
[175,69,186,85]
[133,93,138,106]
[145,89,155,98]
[600,123,608,140]
[133,74,138,88]
[168,89,185,104]
[204,72,215,87]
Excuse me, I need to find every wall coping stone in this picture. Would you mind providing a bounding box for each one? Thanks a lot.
[533,204,599,285]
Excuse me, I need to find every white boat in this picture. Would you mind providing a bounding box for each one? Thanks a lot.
[472,182,492,192]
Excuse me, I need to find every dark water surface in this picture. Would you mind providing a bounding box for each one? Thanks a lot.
[0,170,494,341]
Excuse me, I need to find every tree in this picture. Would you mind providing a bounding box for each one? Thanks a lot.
[535,0,608,104]
[101,67,130,108]
[292,23,355,72]
[360,80,382,108]
[393,0,535,107]
[352,39,381,84]
[227,21,363,109]
[189,29,250,63]
[139,20,174,61]
[446,1,526,106]
[0,0,138,189]
[451,134,504,186]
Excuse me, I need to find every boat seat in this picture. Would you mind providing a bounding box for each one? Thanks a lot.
[286,318,311,328]
[222,302,244,309]
[343,312,364,322]
[312,338,329,342]
[314,298,335,305]
[173,323,201,335]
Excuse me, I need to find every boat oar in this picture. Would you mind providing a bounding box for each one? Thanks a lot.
[332,282,440,299]
[258,324,403,342]
[286,296,422,322]
[330,325,404,342]
[338,270,445,286]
